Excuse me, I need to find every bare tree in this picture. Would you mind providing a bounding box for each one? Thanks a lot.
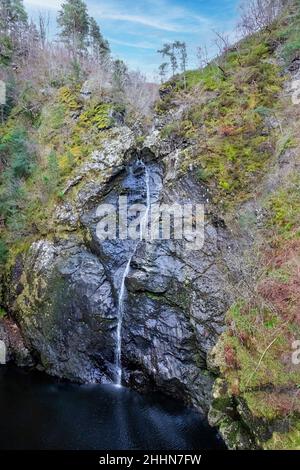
[213,30,232,56]
[158,62,169,84]
[158,43,178,78]
[38,12,50,49]
[197,45,210,69]
[174,41,188,89]
[238,0,286,36]
[124,71,159,117]
[212,30,232,77]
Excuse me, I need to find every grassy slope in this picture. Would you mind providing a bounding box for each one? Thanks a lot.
[157,1,300,449]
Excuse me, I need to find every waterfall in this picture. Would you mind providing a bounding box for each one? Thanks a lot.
[115,257,132,386]
[0,340,6,365]
[115,162,151,386]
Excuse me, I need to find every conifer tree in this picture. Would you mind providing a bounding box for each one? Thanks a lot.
[112,59,128,94]
[89,17,110,60]
[0,0,28,62]
[158,43,178,77]
[57,0,89,56]
[0,0,28,37]
[174,41,187,89]
[158,62,169,84]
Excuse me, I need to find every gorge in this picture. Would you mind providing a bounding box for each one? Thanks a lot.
[115,160,152,387]
[1,0,300,452]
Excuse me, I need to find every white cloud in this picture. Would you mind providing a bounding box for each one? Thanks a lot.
[108,38,156,50]
[24,0,217,34]
[97,12,184,32]
[90,0,215,33]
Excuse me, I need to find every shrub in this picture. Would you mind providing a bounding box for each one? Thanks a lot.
[43,151,60,193]
[0,127,33,179]
[11,152,32,178]
[0,307,6,319]
[39,103,66,138]
[58,86,82,113]
[0,36,13,66]
[282,39,300,61]
[0,239,8,265]
[78,103,113,130]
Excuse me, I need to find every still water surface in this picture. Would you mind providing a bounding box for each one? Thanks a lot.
[0,366,225,450]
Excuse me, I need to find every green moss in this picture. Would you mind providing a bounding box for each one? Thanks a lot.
[216,244,300,438]
[224,329,298,393]
[0,95,84,247]
[169,288,191,309]
[196,167,212,182]
[0,239,8,266]
[267,175,300,238]
[135,135,146,147]
[264,421,300,450]
[213,411,255,450]
[146,286,191,310]
[242,392,282,421]
[241,43,270,67]
[211,378,233,411]
[185,67,223,90]
[267,267,291,284]
[160,122,181,139]
[39,103,66,139]
[0,307,6,319]
[178,44,283,207]
[145,292,164,301]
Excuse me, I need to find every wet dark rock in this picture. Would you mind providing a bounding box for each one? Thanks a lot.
[8,243,117,383]
[5,126,241,414]
[288,57,300,72]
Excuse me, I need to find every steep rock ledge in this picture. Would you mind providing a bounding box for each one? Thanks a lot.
[3,123,243,414]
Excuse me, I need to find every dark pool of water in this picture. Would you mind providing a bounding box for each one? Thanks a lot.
[0,366,225,450]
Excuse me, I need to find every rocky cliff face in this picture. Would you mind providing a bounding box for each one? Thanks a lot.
[3,121,242,414]
[2,2,300,450]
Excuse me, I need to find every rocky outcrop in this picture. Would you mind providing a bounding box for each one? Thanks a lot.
[9,241,116,382]
[4,124,241,413]
[0,317,32,367]
[121,170,238,411]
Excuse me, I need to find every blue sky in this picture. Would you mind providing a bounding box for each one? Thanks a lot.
[24,0,241,80]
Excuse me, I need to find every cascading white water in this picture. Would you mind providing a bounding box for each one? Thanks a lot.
[115,257,132,386]
[115,162,151,386]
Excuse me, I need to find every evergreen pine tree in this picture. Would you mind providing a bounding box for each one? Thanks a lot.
[57,0,90,56]
[0,0,28,62]
[89,17,110,60]
[112,59,128,94]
